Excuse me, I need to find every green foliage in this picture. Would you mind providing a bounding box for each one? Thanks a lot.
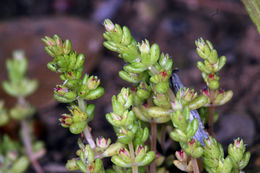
[2,51,37,98]
[228,138,251,172]
[103,19,250,173]
[0,101,9,126]
[203,137,251,173]
[42,35,104,103]
[0,135,30,173]
[43,34,107,172]
[1,50,45,173]
[42,19,251,173]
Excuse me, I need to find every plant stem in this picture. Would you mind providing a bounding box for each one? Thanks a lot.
[150,121,157,173]
[191,157,200,173]
[208,105,215,137]
[77,98,86,111]
[160,124,167,153]
[77,98,96,149]
[208,89,215,137]
[83,126,96,149]
[128,142,138,173]
[21,120,44,173]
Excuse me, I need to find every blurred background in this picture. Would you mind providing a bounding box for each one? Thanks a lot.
[0,0,259,172]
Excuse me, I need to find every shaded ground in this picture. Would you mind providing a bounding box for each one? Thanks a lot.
[0,0,259,172]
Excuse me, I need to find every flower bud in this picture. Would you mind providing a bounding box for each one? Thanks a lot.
[42,37,54,47]
[159,53,173,71]
[181,88,197,104]
[135,145,146,162]
[104,19,115,31]
[117,88,134,109]
[53,34,62,46]
[59,114,72,128]
[171,100,182,110]
[139,40,150,53]
[86,76,100,90]
[184,139,203,158]
[69,105,88,123]
[118,148,131,163]
[139,40,152,66]
[202,88,210,98]
[175,150,188,162]
[205,73,220,90]
[195,38,211,59]
[106,112,127,127]
[96,137,111,149]
[54,85,77,103]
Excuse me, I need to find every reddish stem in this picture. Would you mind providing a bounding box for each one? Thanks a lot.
[160,124,167,153]
[191,157,200,173]
[21,120,44,173]
[208,90,216,137]
[208,105,215,137]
